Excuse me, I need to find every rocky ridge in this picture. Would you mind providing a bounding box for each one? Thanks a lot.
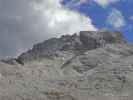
[17,30,125,64]
[1,30,133,100]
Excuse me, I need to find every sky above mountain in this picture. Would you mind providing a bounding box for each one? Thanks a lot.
[62,0,133,42]
[0,0,132,57]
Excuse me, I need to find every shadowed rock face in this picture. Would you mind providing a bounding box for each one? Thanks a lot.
[17,30,125,64]
[79,31,125,48]
[1,30,133,100]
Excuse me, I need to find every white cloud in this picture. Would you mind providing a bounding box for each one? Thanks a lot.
[0,0,97,57]
[32,0,96,35]
[107,8,125,28]
[94,0,120,7]
[63,0,120,7]
[62,0,88,7]
[129,16,133,21]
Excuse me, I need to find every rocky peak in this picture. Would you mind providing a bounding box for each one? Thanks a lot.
[16,30,126,64]
[79,30,125,47]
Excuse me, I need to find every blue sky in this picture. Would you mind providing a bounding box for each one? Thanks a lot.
[61,0,133,42]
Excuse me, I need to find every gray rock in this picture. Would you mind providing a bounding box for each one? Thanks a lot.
[1,58,20,65]
[17,30,126,64]
[1,30,133,100]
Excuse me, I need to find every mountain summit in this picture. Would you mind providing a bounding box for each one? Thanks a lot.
[1,30,133,100]
[17,30,125,64]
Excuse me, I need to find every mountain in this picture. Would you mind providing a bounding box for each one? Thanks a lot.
[1,30,133,100]
[17,30,125,64]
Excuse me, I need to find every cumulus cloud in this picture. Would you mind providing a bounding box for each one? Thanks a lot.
[64,0,88,6]
[63,0,120,7]
[94,0,120,7]
[107,8,125,28]
[129,16,133,21]
[0,0,96,58]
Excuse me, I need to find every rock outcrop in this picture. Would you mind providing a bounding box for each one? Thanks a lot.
[17,30,125,64]
[1,30,133,100]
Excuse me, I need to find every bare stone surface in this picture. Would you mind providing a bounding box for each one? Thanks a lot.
[1,30,133,100]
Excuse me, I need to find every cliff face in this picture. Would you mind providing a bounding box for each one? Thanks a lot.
[1,30,133,100]
[17,30,125,64]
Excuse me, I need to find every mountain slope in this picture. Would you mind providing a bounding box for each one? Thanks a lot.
[17,31,125,64]
[1,30,133,100]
